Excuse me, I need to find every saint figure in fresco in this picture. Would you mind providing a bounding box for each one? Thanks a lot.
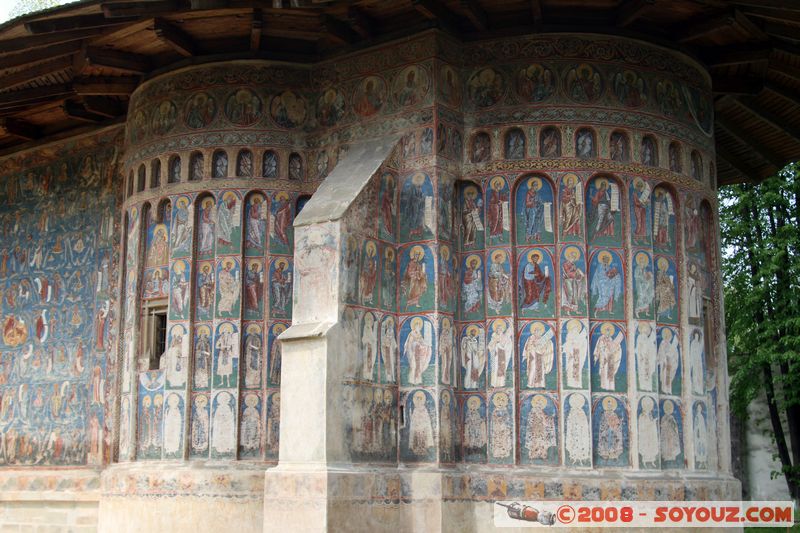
[658,328,679,393]
[524,177,546,242]
[525,395,556,460]
[409,391,434,456]
[561,247,586,313]
[597,397,623,460]
[653,189,672,247]
[197,264,215,314]
[487,250,510,313]
[565,395,591,465]
[273,193,292,246]
[381,175,395,236]
[269,327,284,385]
[560,174,582,237]
[638,396,659,468]
[439,318,454,385]
[217,261,239,314]
[271,259,291,313]
[487,177,508,239]
[244,332,261,388]
[461,256,483,315]
[594,323,623,390]
[402,247,428,311]
[632,178,650,241]
[636,322,657,391]
[244,262,263,312]
[523,322,553,388]
[490,393,513,459]
[246,196,266,250]
[634,253,654,317]
[463,396,486,457]
[359,243,378,305]
[194,329,211,388]
[380,317,397,383]
[694,404,708,466]
[487,321,513,388]
[404,318,432,384]
[520,250,551,311]
[563,320,586,389]
[460,326,485,389]
[690,329,704,394]
[660,400,681,462]
[198,199,215,254]
[214,326,236,388]
[655,258,676,320]
[591,252,621,315]
[461,186,481,247]
[589,179,615,239]
[403,173,428,239]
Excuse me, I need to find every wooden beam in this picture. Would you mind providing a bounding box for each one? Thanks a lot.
[75,46,151,75]
[704,44,772,68]
[73,77,139,96]
[0,118,40,141]
[63,101,108,123]
[738,5,800,24]
[0,28,106,55]
[617,0,656,28]
[732,0,800,13]
[712,76,763,95]
[762,22,800,43]
[346,6,373,39]
[82,96,125,118]
[769,59,800,82]
[152,18,195,56]
[0,41,81,71]
[413,0,461,34]
[716,142,760,181]
[0,84,75,107]
[764,81,800,108]
[319,14,359,45]
[102,1,181,18]
[733,97,800,143]
[0,57,73,91]
[250,9,263,51]
[24,14,138,34]
[677,11,739,43]
[461,0,488,31]
[717,113,785,169]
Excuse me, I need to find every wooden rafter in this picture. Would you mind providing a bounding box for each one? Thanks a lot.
[347,7,373,40]
[101,1,182,18]
[73,77,139,96]
[0,28,107,55]
[717,113,785,170]
[75,46,151,75]
[530,0,542,26]
[0,118,40,141]
[716,142,758,182]
[617,0,656,28]
[769,59,800,83]
[704,44,772,68]
[82,96,125,118]
[0,41,81,71]
[319,14,358,45]
[152,18,195,56]
[733,97,800,144]
[413,0,461,34]
[24,14,138,34]
[250,9,263,51]
[461,0,488,32]
[0,84,75,108]
[764,81,800,108]
[0,57,73,91]
[712,77,763,95]
[63,100,108,123]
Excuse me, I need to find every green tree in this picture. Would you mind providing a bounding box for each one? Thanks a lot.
[721,162,800,501]
[8,0,69,20]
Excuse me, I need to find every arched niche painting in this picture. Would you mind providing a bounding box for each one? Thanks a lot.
[515,175,555,245]
[520,393,559,465]
[486,318,514,389]
[196,195,216,260]
[460,323,486,390]
[470,131,491,163]
[486,248,512,316]
[652,186,676,255]
[668,142,682,173]
[540,126,561,158]
[189,152,204,181]
[558,173,583,242]
[504,128,526,160]
[559,245,587,316]
[399,171,434,243]
[244,193,268,256]
[236,149,254,177]
[262,150,278,178]
[586,176,622,246]
[637,395,660,469]
[517,247,555,319]
[462,394,487,463]
[575,128,596,159]
[269,191,294,255]
[634,321,657,392]
[589,249,624,320]
[380,245,397,312]
[212,150,228,178]
[630,177,652,246]
[168,155,181,183]
[438,317,455,386]
[691,151,703,182]
[519,320,557,391]
[458,181,484,251]
[162,393,184,458]
[561,319,589,390]
[592,395,629,467]
[609,131,629,162]
[657,325,681,396]
[590,322,627,393]
[485,175,510,245]
[215,191,242,256]
[400,244,435,313]
[264,392,280,460]
[641,136,658,167]
[399,316,436,387]
[488,391,515,464]
[563,393,591,467]
[400,389,437,463]
[654,256,678,324]
[170,195,192,258]
[378,171,397,241]
[693,401,709,470]
[659,398,683,469]
[239,392,262,459]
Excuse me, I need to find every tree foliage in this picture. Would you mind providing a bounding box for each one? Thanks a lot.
[721,162,800,499]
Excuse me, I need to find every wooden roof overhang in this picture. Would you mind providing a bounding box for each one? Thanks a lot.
[0,0,799,185]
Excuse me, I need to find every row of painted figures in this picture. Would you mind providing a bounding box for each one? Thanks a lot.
[341,309,709,395]
[347,386,711,470]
